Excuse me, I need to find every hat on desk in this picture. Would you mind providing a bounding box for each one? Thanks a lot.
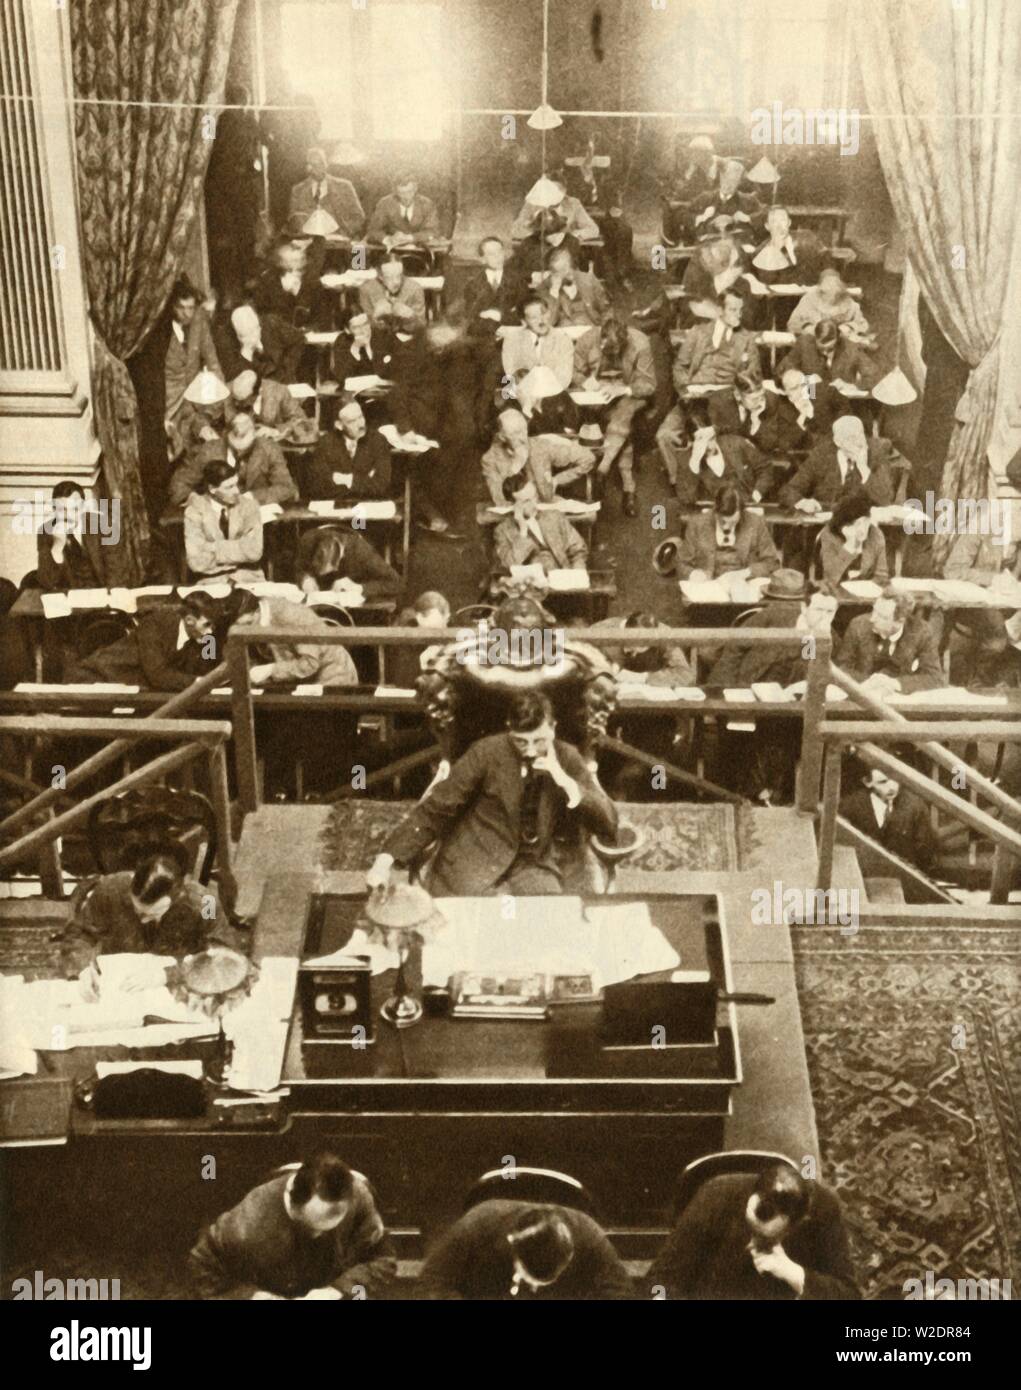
[301,206,340,237]
[762,567,808,602]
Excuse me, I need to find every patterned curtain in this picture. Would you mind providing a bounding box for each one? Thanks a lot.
[71,0,238,581]
[855,0,1021,560]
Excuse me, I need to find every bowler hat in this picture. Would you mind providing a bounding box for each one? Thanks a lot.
[762,567,808,602]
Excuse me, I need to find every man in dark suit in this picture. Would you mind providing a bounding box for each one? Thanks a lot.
[288,147,365,239]
[779,414,899,511]
[306,401,392,502]
[841,768,939,875]
[331,311,398,383]
[74,594,221,690]
[461,236,526,330]
[705,572,839,688]
[170,411,298,506]
[674,487,780,581]
[254,239,326,343]
[366,692,618,896]
[691,158,767,238]
[837,591,945,694]
[647,1162,858,1300]
[780,318,880,397]
[35,482,107,591]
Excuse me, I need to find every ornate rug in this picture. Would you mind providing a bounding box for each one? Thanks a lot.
[318,799,737,874]
[791,923,1021,1300]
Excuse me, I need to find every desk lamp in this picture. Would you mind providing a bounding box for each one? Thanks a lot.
[365,883,441,1029]
[169,947,259,1083]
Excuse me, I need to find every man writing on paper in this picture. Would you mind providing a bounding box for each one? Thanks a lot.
[366,692,617,896]
[172,411,298,507]
[481,408,594,506]
[222,588,359,688]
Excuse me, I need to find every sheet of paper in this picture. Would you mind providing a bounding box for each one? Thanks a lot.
[179,582,231,598]
[547,569,589,592]
[724,688,756,703]
[412,276,444,290]
[225,1019,289,1093]
[259,503,283,524]
[288,383,317,399]
[757,330,795,344]
[375,686,418,698]
[95,1060,203,1079]
[106,588,138,614]
[304,587,363,608]
[569,390,611,406]
[769,282,811,294]
[293,684,324,697]
[750,682,791,703]
[306,330,340,345]
[561,324,594,339]
[891,688,1007,707]
[679,579,732,603]
[68,588,111,609]
[40,593,73,619]
[133,584,175,597]
[244,581,303,600]
[841,579,884,599]
[510,563,547,584]
[892,578,992,605]
[351,500,397,521]
[344,374,391,392]
[618,684,706,702]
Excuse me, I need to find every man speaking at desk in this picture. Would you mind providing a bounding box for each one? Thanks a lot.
[366,693,617,896]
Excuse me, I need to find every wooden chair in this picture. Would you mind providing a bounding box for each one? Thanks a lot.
[87,786,217,884]
[464,1166,598,1218]
[672,1150,799,1222]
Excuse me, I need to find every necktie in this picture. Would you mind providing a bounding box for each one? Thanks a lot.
[519,769,543,851]
[218,507,230,539]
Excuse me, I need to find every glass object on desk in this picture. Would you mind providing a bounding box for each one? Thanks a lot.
[365,883,443,1029]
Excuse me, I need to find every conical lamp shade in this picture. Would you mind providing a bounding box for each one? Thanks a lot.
[527,103,563,131]
[526,175,564,208]
[748,156,780,184]
[184,369,229,405]
[872,367,917,406]
[302,207,339,236]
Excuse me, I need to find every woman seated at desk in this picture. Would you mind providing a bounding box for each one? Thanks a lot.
[59,845,244,991]
[817,494,890,594]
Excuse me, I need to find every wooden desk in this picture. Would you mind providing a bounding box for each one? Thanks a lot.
[786,204,850,246]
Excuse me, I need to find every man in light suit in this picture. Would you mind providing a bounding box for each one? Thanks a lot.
[493,476,588,573]
[225,369,317,446]
[366,692,618,895]
[183,460,264,580]
[171,412,298,506]
[358,258,427,333]
[572,315,656,515]
[538,248,610,329]
[227,588,359,688]
[288,146,364,239]
[837,590,944,695]
[367,174,442,244]
[501,298,575,393]
[511,178,600,244]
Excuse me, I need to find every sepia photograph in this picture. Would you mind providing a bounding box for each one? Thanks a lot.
[0,0,1018,1362]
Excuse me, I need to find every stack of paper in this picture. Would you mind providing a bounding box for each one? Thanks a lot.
[891,687,1007,707]
[619,683,706,702]
[378,423,437,451]
[547,569,589,592]
[288,383,317,399]
[305,330,341,345]
[259,503,284,524]
[841,579,884,599]
[344,374,392,392]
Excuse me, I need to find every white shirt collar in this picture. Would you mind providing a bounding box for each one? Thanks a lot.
[870,791,890,827]
[712,319,734,350]
[176,619,190,651]
[172,320,185,344]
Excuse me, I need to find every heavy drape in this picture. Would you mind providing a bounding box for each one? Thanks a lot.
[71,0,237,581]
[856,0,1021,558]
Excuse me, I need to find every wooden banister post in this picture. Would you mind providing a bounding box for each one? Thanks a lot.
[207,743,238,912]
[797,632,830,813]
[816,743,842,893]
[227,636,260,815]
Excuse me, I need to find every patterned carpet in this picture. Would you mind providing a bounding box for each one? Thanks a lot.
[318,799,738,873]
[792,923,1021,1300]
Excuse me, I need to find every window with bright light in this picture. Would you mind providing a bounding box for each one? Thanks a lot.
[369,4,447,142]
[280,1,354,141]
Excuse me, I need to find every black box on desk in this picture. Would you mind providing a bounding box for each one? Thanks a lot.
[298,895,375,1044]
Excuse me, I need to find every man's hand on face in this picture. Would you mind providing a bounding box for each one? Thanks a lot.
[199,425,220,442]
[530,748,581,804]
[749,1243,806,1295]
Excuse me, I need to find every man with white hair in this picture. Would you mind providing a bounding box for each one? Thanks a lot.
[480,407,595,505]
[780,414,899,512]
[171,410,298,506]
[225,368,317,445]
[692,158,765,237]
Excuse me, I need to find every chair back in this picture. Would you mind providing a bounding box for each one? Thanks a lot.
[731,605,764,627]
[75,612,137,659]
[672,1150,799,1221]
[453,604,496,625]
[309,605,356,627]
[464,1166,597,1218]
[87,787,217,884]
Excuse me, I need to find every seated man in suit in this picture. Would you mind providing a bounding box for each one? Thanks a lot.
[943,528,1021,588]
[706,572,839,688]
[841,767,938,876]
[838,590,945,695]
[948,609,1021,689]
[481,407,594,505]
[183,460,264,581]
[512,208,584,279]
[35,480,107,591]
[366,692,618,896]
[647,1161,858,1300]
[288,146,364,239]
[172,411,298,506]
[224,587,359,687]
[306,400,392,502]
[672,402,773,508]
[573,315,656,517]
[417,1201,632,1301]
[538,247,610,330]
[462,236,526,331]
[73,592,220,690]
[675,486,780,582]
[190,1151,396,1300]
[691,158,766,239]
[591,611,696,688]
[254,238,325,341]
[661,135,719,244]
[818,494,890,594]
[366,173,442,245]
[779,318,879,402]
[656,288,761,487]
[163,278,223,448]
[493,475,588,574]
[226,368,317,446]
[511,175,600,245]
[331,310,398,383]
[780,414,898,513]
[217,303,305,385]
[358,257,427,333]
[60,845,244,988]
[501,297,575,394]
[709,371,779,447]
[295,524,400,601]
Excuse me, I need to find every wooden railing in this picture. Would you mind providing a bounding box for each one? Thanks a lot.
[225,625,833,816]
[817,664,1021,904]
